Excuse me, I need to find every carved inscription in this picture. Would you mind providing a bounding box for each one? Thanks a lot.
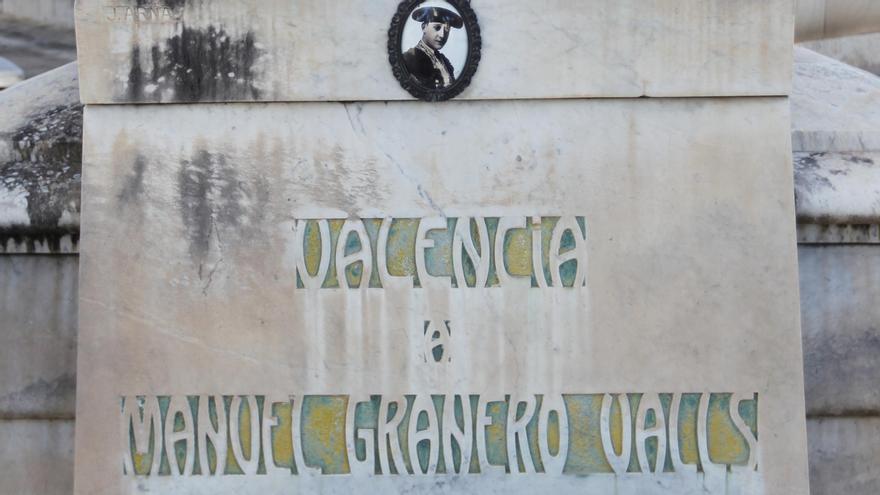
[423,321,452,363]
[289,216,588,289]
[121,393,758,477]
[103,4,183,23]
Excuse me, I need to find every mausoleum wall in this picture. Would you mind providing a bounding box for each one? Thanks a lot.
[792,47,880,495]
[0,63,81,495]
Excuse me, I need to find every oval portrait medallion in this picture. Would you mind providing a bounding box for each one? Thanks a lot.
[388,0,481,101]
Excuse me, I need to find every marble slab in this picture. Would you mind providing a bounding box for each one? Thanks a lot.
[74,97,809,494]
[74,0,794,103]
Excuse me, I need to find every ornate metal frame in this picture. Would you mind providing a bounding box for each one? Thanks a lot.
[388,0,482,102]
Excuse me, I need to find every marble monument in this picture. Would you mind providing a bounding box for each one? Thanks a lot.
[72,1,809,494]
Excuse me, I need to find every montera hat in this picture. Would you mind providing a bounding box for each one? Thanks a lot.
[411,6,464,29]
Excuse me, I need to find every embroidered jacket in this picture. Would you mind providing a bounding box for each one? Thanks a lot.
[403,40,456,89]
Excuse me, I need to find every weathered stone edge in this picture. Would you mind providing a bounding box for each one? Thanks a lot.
[0,63,81,254]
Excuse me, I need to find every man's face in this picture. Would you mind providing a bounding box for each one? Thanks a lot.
[422,21,451,50]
